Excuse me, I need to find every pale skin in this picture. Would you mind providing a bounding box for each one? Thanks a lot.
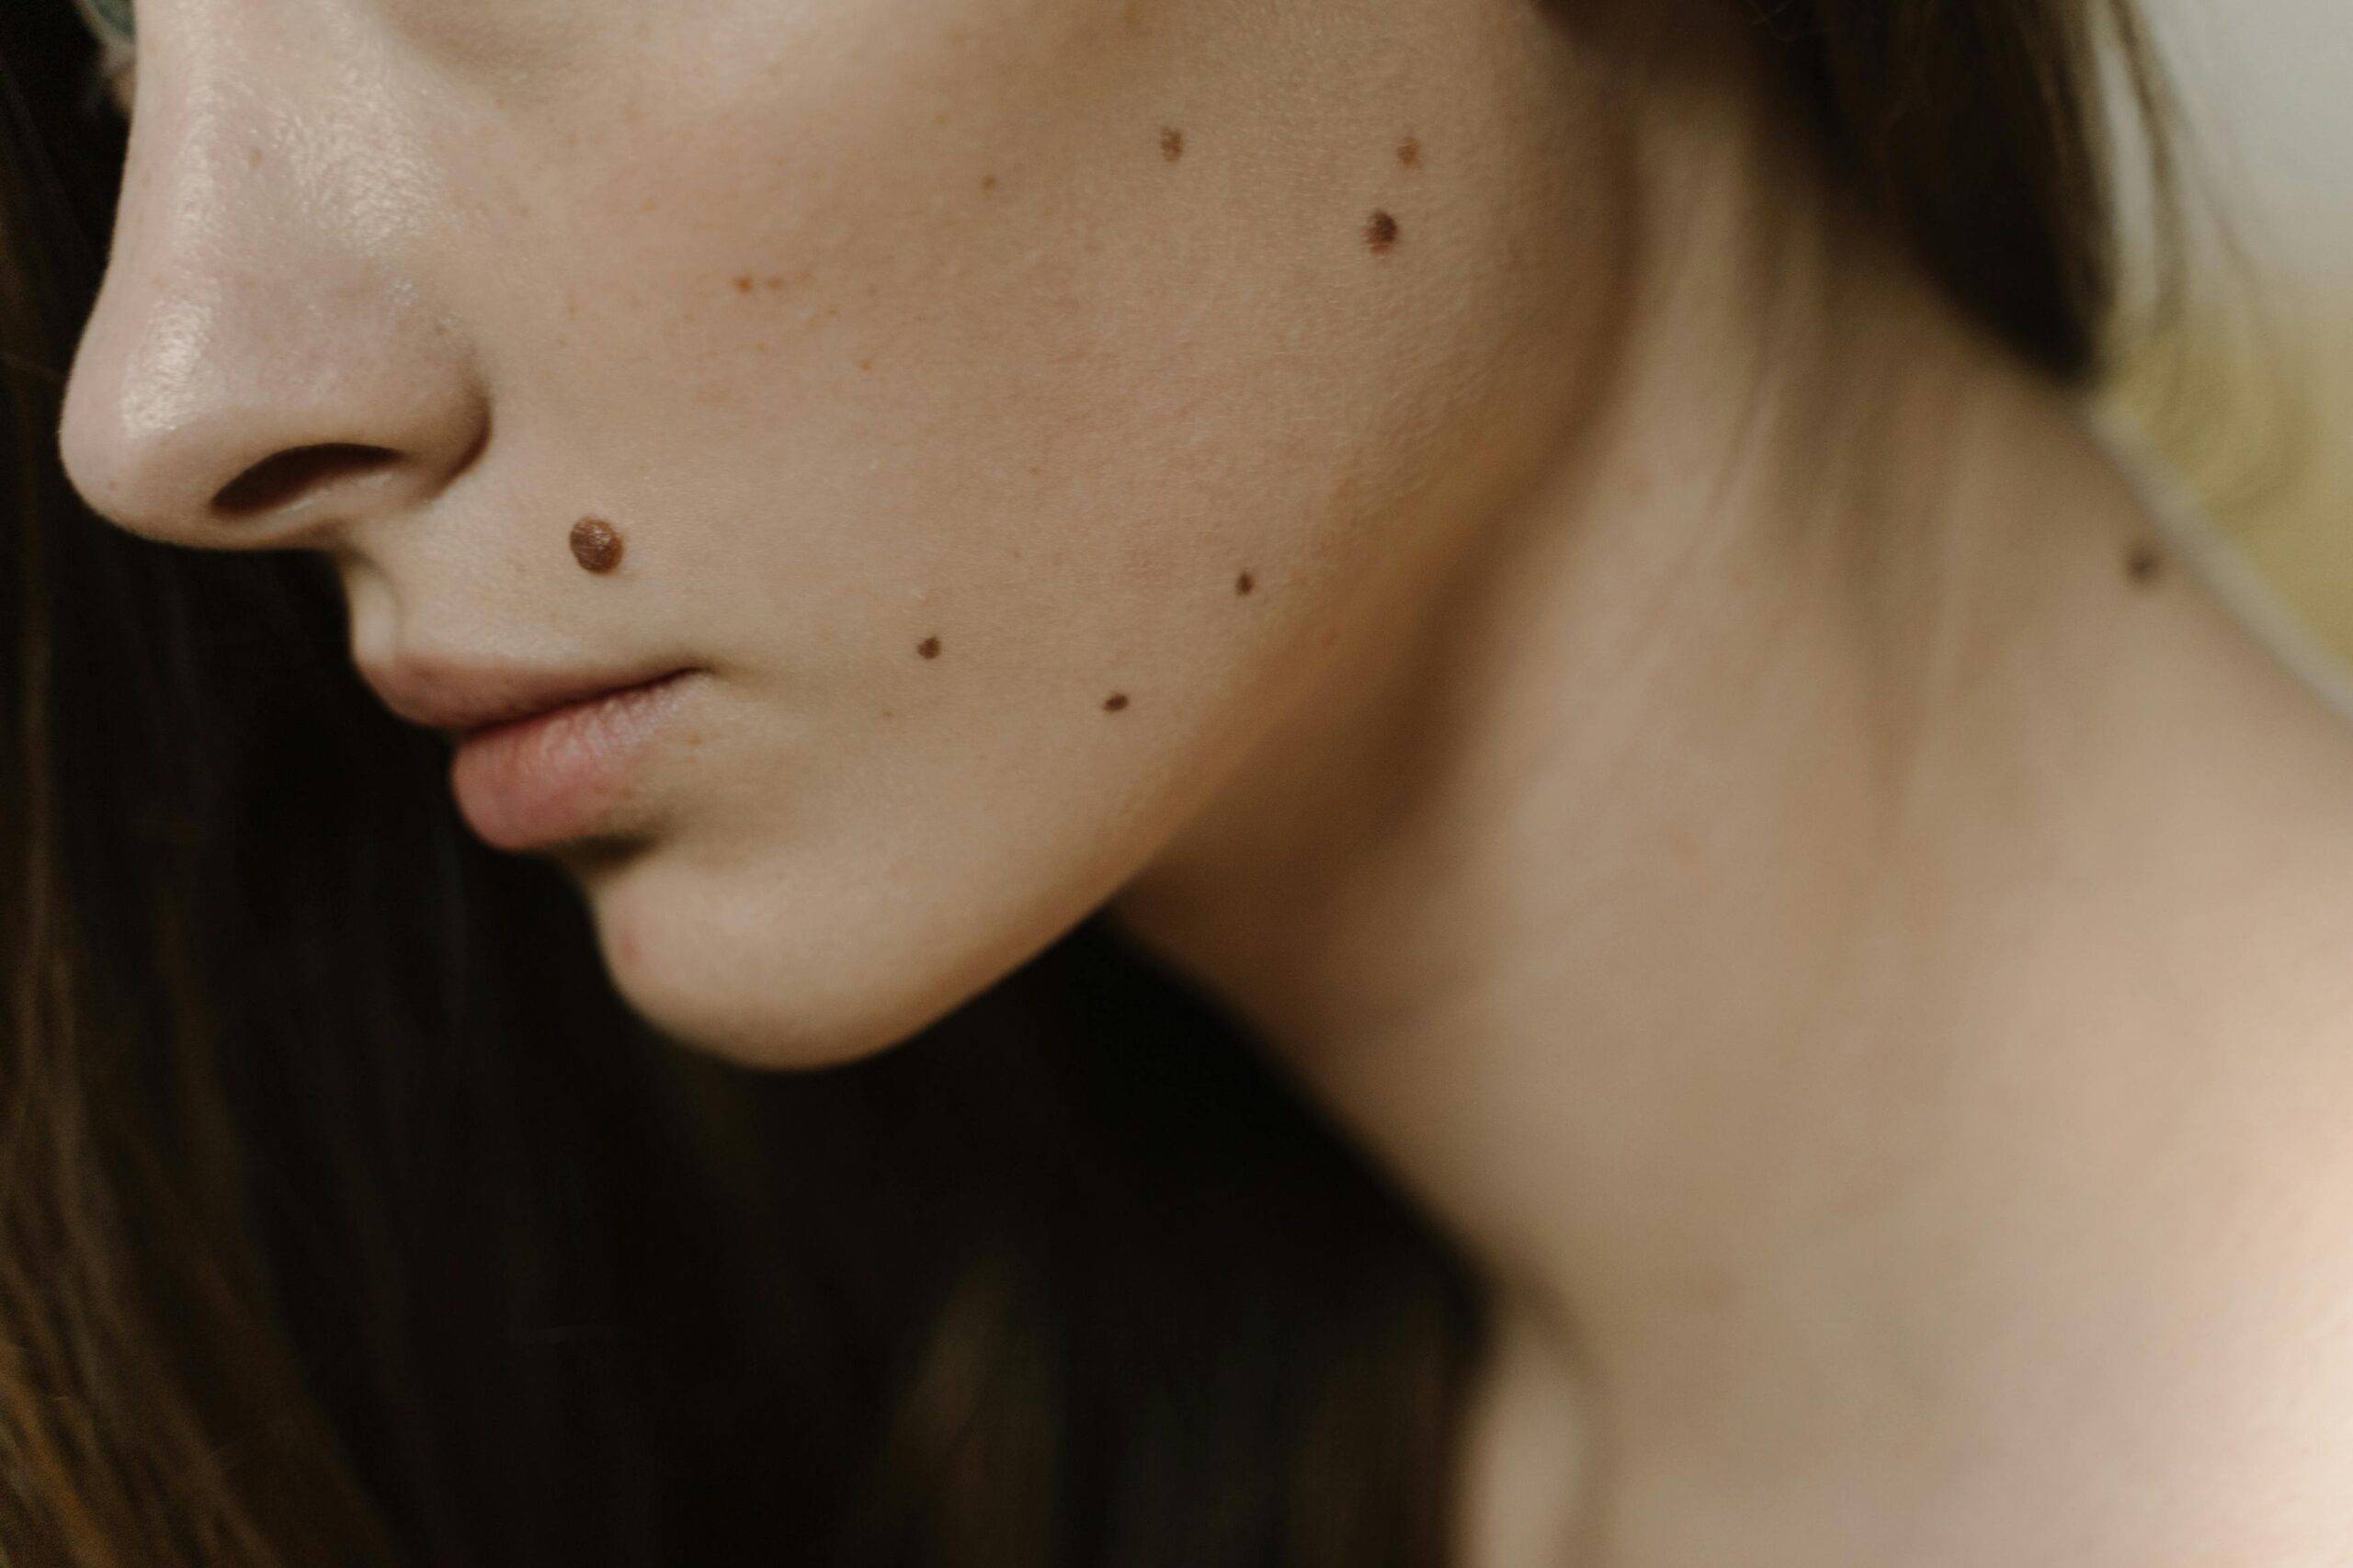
[55,0,2353,1562]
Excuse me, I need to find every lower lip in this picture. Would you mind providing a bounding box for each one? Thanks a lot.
[449,670,699,850]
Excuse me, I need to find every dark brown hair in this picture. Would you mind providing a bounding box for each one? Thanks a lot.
[0,4,2172,1563]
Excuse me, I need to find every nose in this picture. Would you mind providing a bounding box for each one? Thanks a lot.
[57,32,488,552]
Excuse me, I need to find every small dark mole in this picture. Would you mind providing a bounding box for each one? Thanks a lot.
[1396,135,1421,168]
[1365,210,1400,253]
[570,517,625,574]
[1103,693,1130,712]
[917,636,942,660]
[981,174,1000,191]
[1235,571,1256,596]
[733,275,756,294]
[2125,541,2165,586]
[1160,127,1185,162]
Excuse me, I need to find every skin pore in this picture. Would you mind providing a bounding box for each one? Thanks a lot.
[52,1,2353,1564]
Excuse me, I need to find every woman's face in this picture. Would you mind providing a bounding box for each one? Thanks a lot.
[60,0,1612,1064]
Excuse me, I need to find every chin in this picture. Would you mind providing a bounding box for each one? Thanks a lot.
[575,846,1083,1072]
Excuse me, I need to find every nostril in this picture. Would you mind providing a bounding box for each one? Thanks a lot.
[211,442,399,517]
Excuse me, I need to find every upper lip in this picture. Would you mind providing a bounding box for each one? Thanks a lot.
[358,655,696,739]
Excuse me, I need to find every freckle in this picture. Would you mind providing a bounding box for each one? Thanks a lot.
[917,636,942,659]
[2125,541,2165,586]
[1160,127,1184,161]
[858,358,875,371]
[733,275,756,294]
[246,145,264,168]
[764,276,787,290]
[1235,571,1255,595]
[1396,135,1421,168]
[1365,210,1399,253]
[570,517,625,574]
[881,708,896,720]
[935,109,950,127]
[982,174,1000,191]
[1103,693,1130,712]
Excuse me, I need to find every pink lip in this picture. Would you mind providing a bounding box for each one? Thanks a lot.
[444,669,699,850]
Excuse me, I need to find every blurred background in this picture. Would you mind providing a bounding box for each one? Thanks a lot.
[2122,0,2353,656]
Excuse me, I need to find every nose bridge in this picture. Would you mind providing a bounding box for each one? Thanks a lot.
[59,26,485,550]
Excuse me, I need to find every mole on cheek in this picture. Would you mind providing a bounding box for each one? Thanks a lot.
[2125,541,2165,586]
[1235,571,1255,596]
[1365,210,1400,254]
[917,636,942,659]
[1160,127,1185,161]
[1396,135,1421,168]
[1102,693,1131,712]
[570,517,625,574]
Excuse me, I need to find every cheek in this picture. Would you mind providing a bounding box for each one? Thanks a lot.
[492,0,1530,633]
[455,0,1593,1060]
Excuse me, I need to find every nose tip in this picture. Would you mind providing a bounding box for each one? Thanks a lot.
[59,297,491,551]
[54,73,489,551]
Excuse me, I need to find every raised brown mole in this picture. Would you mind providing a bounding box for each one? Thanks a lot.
[917,636,942,659]
[1365,210,1399,253]
[1103,693,1130,712]
[1160,127,1185,162]
[2125,540,2165,586]
[569,517,625,574]
[1235,571,1256,596]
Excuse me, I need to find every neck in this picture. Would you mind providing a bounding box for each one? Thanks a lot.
[1105,61,2353,1566]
